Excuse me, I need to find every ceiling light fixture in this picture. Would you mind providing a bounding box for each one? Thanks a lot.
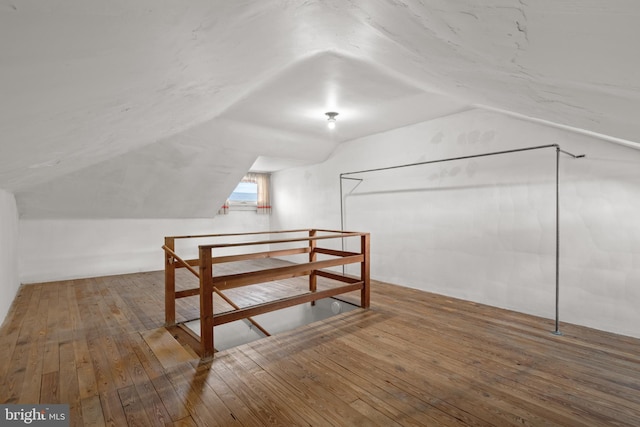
[325,112,339,129]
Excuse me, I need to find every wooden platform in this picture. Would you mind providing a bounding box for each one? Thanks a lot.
[1,264,640,426]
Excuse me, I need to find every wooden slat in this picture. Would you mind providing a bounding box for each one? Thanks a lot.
[121,332,191,422]
[118,385,152,427]
[173,416,198,427]
[40,371,59,404]
[176,259,199,267]
[175,288,199,299]
[213,282,363,326]
[308,230,317,304]
[200,231,365,250]
[361,233,371,308]
[59,339,82,426]
[167,325,203,358]
[73,334,98,400]
[213,247,311,264]
[211,351,308,426]
[166,363,237,427]
[213,255,364,291]
[212,286,271,337]
[315,269,361,284]
[313,247,360,257]
[0,286,37,403]
[240,344,377,426]
[100,335,131,391]
[199,247,215,358]
[198,361,266,426]
[140,328,195,369]
[100,389,128,427]
[20,287,48,403]
[80,394,106,426]
[313,228,361,234]
[165,237,176,325]
[176,247,311,268]
[169,228,312,240]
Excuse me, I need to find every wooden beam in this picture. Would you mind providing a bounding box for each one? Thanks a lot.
[175,258,199,267]
[164,237,176,325]
[213,255,364,291]
[361,234,371,309]
[168,229,312,240]
[309,230,317,305]
[213,286,270,337]
[199,247,215,358]
[315,269,361,284]
[162,245,199,278]
[212,247,310,264]
[314,247,361,258]
[313,228,361,234]
[175,288,199,299]
[173,247,311,268]
[167,324,203,357]
[199,232,365,250]
[213,282,363,326]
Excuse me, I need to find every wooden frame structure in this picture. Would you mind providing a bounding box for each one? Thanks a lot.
[163,229,370,358]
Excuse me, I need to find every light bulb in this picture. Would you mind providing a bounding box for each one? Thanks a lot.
[325,112,338,130]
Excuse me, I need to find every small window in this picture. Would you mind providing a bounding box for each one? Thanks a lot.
[219,173,271,215]
[229,181,258,206]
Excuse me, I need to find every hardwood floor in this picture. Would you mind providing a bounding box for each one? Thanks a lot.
[1,262,640,426]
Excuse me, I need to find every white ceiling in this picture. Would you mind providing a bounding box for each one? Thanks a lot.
[1,0,640,218]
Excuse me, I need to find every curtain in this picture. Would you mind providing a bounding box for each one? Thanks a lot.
[246,172,271,214]
[218,200,229,215]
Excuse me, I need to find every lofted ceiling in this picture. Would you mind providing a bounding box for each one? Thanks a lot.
[1,0,640,218]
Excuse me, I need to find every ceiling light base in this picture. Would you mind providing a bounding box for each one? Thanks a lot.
[325,111,339,129]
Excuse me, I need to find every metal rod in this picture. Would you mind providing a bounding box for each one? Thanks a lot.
[553,146,563,335]
[341,144,583,177]
[559,149,585,159]
[340,175,345,273]
[340,174,344,248]
[339,143,585,335]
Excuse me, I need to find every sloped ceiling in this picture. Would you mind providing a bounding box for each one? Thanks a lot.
[1,0,639,218]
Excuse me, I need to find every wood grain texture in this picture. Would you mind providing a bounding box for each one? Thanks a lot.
[140,328,195,369]
[1,259,639,426]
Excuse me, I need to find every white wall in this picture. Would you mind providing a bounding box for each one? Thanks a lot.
[19,211,270,284]
[271,108,640,338]
[0,189,20,326]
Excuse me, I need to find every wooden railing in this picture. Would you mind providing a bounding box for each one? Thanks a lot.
[163,229,370,358]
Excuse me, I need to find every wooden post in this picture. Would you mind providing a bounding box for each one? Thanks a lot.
[199,246,215,358]
[360,233,370,308]
[164,237,176,325]
[309,229,317,305]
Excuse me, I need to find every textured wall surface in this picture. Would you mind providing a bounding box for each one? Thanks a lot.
[4,2,640,218]
[19,212,270,284]
[0,189,20,326]
[272,109,640,338]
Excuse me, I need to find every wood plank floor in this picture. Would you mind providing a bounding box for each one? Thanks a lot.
[1,262,640,426]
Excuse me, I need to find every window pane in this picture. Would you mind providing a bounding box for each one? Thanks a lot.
[229,181,258,203]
